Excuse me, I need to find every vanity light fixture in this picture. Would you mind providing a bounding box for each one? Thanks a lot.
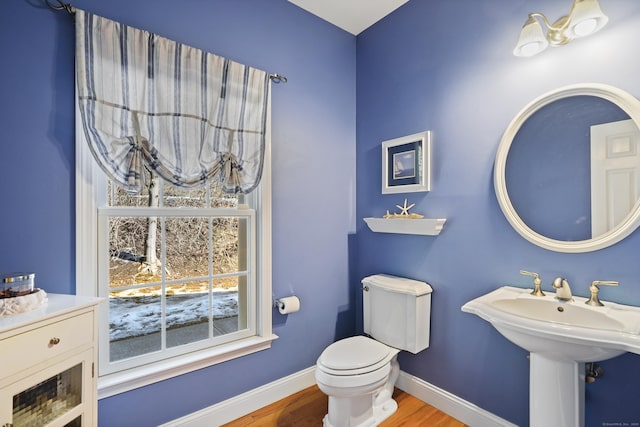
[513,0,608,57]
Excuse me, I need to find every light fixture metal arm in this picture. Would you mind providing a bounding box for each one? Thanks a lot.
[528,12,573,46]
[528,13,555,31]
[530,12,572,31]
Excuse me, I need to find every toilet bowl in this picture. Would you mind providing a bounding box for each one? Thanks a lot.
[315,274,433,427]
[315,336,400,427]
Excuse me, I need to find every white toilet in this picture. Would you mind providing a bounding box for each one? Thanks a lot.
[315,274,432,427]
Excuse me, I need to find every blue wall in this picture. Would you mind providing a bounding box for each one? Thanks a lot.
[4,0,640,426]
[356,1,640,426]
[1,1,355,425]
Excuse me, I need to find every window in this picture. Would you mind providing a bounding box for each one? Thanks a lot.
[76,112,275,398]
[99,174,256,374]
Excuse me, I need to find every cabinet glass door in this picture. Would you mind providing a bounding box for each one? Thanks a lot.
[12,363,82,426]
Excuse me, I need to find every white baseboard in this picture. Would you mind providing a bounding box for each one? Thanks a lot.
[396,371,518,427]
[158,367,317,427]
[160,367,516,427]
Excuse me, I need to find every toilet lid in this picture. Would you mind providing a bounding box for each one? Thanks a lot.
[318,336,393,371]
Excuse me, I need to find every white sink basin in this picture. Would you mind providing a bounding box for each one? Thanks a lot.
[462,285,640,362]
[490,298,623,330]
[462,286,640,427]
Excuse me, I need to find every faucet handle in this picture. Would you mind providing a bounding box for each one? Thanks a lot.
[591,280,619,288]
[520,270,545,296]
[586,281,619,307]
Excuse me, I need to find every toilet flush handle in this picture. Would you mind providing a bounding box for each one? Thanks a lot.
[363,285,369,292]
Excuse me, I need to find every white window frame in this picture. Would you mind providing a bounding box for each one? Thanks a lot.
[75,95,276,399]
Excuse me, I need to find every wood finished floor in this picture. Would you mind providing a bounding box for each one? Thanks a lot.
[222,385,468,427]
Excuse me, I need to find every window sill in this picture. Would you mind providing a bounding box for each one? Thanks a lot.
[97,334,278,399]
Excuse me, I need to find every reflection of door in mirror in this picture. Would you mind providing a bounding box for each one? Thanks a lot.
[506,96,631,241]
[590,119,640,236]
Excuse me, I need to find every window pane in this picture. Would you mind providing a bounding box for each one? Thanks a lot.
[210,180,239,208]
[107,169,152,207]
[163,184,207,208]
[166,282,210,348]
[213,217,246,275]
[213,277,241,336]
[161,180,239,208]
[109,286,162,362]
[109,216,161,286]
[165,217,210,280]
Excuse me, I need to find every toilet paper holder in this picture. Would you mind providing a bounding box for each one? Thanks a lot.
[273,295,301,314]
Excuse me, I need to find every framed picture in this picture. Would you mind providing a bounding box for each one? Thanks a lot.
[381,131,431,194]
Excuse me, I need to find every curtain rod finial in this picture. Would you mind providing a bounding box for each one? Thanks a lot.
[45,0,76,16]
[269,74,287,84]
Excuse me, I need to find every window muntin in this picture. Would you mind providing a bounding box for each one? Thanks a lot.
[98,177,255,375]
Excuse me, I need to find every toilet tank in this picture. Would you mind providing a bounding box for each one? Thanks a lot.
[362,274,432,354]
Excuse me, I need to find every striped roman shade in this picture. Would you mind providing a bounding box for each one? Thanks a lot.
[75,10,269,194]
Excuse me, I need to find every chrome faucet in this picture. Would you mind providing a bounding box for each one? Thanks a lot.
[585,281,619,306]
[552,277,573,301]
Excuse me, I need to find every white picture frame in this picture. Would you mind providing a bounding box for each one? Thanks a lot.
[381,131,431,194]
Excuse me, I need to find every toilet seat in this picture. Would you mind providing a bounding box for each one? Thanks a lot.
[317,336,398,377]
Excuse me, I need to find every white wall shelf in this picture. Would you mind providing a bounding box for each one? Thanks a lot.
[363,217,446,236]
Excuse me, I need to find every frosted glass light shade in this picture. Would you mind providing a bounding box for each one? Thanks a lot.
[567,0,608,38]
[513,17,549,57]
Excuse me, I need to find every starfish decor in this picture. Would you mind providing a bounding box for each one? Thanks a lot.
[396,199,415,215]
[383,198,424,219]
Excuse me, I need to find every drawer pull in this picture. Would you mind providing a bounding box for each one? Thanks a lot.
[49,337,61,346]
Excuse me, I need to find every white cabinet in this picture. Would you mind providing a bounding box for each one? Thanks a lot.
[0,294,101,427]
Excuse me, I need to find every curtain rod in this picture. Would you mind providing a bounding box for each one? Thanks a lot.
[44,0,288,84]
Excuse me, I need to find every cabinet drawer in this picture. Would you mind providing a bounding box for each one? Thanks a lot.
[0,312,94,378]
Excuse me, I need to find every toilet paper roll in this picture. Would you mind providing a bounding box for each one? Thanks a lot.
[277,296,300,314]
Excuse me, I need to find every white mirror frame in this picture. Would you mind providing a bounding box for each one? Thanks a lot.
[495,83,640,253]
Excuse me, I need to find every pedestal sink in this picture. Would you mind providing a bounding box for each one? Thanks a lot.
[462,286,640,427]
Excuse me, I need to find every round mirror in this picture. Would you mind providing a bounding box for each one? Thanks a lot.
[495,83,640,252]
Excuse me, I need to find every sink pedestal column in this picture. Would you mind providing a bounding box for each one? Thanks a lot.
[530,354,585,427]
